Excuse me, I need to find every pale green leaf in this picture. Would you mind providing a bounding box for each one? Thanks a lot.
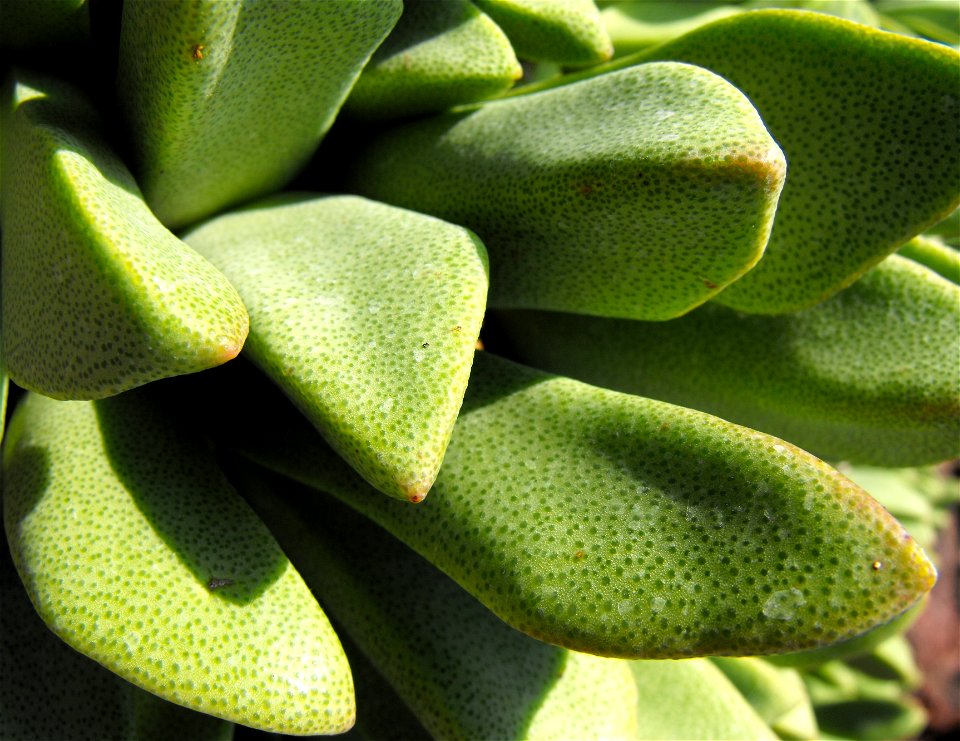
[184,194,488,502]
[2,391,354,735]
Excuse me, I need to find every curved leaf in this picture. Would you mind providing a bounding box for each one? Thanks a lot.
[344,0,521,120]
[497,255,960,466]
[0,70,248,400]
[117,0,401,228]
[350,63,785,320]
[184,194,488,502]
[2,391,354,734]
[898,235,960,283]
[585,9,960,313]
[473,0,612,64]
[0,528,232,741]
[235,461,638,740]
[197,352,936,658]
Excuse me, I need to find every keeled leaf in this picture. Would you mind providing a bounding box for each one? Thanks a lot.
[2,391,353,734]
[184,194,488,502]
[193,351,937,658]
[350,63,785,320]
[117,0,401,228]
[496,255,960,466]
[0,70,248,400]
[234,461,638,740]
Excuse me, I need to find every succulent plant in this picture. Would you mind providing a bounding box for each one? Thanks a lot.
[1,1,957,739]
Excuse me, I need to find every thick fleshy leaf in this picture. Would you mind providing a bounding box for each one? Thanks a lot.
[602,9,960,313]
[0,528,232,741]
[344,0,521,120]
[711,657,818,739]
[877,0,960,45]
[473,0,612,64]
[2,391,354,734]
[496,255,960,466]
[184,194,488,502]
[350,63,785,320]
[117,0,401,229]
[898,235,960,283]
[234,461,638,740]
[815,697,927,741]
[0,70,248,400]
[191,352,936,659]
[629,659,776,740]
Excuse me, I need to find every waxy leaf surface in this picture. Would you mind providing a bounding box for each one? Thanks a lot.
[236,462,638,741]
[185,194,488,502]
[0,528,232,741]
[497,255,960,466]
[117,0,401,228]
[345,0,521,120]
[0,70,248,400]
[201,352,936,659]
[473,0,612,64]
[2,391,353,735]
[351,63,785,320]
[626,9,960,312]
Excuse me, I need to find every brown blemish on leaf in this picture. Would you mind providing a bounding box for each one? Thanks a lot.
[191,44,205,62]
[207,577,233,591]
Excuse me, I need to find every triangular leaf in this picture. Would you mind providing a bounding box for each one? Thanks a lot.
[184,194,488,502]
[0,70,248,400]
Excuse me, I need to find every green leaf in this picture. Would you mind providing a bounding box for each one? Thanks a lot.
[473,0,613,64]
[184,194,488,502]
[711,657,818,739]
[615,9,960,313]
[0,70,249,400]
[350,63,785,320]
[344,0,521,120]
[196,352,937,658]
[235,461,639,740]
[898,234,960,283]
[600,2,744,56]
[496,255,960,466]
[1,391,354,735]
[116,0,401,229]
[629,659,776,740]
[814,697,927,740]
[1,528,233,741]
[0,0,88,53]
[878,0,960,45]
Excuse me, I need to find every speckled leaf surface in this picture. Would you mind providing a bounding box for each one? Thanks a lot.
[711,657,818,739]
[627,9,960,313]
[630,659,776,740]
[0,528,233,741]
[496,255,960,466]
[199,352,936,659]
[117,0,401,229]
[350,63,785,320]
[0,70,249,400]
[234,462,638,741]
[473,0,612,64]
[184,194,488,502]
[1,391,354,735]
[345,0,521,121]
